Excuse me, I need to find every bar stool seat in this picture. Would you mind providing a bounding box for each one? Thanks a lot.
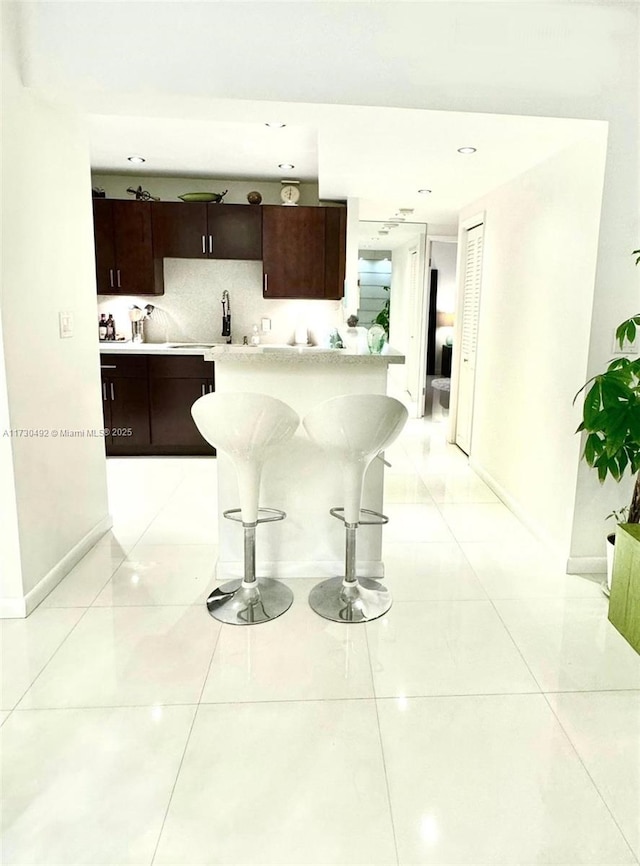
[191,392,299,625]
[303,394,408,622]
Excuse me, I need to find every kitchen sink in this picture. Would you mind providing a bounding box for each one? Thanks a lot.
[167,342,218,349]
[261,345,329,353]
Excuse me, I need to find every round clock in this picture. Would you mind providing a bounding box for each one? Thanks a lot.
[280,184,300,205]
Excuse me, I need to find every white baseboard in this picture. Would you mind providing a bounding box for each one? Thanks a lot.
[216,559,385,582]
[0,514,113,619]
[566,556,607,574]
[468,459,570,573]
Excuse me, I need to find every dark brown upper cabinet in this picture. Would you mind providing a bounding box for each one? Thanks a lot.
[151,202,262,261]
[262,205,346,300]
[93,200,163,296]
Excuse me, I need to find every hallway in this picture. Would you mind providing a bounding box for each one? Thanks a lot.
[2,417,639,865]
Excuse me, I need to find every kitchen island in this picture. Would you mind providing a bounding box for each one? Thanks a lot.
[204,344,405,581]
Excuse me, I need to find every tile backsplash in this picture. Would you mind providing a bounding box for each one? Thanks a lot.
[97,259,343,346]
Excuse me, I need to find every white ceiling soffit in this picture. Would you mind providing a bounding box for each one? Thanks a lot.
[85,99,602,225]
[88,115,318,181]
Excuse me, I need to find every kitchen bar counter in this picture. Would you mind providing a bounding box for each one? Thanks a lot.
[99,341,405,364]
[205,344,405,364]
[213,345,405,581]
[99,340,406,579]
[98,341,225,356]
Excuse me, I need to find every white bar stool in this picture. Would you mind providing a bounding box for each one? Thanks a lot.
[191,392,299,625]
[303,394,408,623]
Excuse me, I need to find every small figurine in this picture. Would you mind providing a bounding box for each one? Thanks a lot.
[126,185,160,201]
[246,190,262,205]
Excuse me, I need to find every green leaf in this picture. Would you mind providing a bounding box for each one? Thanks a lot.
[582,381,602,427]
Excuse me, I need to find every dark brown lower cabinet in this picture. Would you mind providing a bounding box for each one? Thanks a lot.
[100,355,150,455]
[149,355,215,455]
[100,353,215,456]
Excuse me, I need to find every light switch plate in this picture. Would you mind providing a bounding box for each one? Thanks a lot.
[261,318,271,332]
[59,311,74,338]
[612,330,638,354]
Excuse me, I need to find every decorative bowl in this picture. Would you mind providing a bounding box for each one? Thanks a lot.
[178,190,228,203]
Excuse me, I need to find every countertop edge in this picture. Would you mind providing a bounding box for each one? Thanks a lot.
[98,343,406,364]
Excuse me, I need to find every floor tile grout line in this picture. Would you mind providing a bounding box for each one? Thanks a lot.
[9,604,94,712]
[483,592,547,695]
[45,549,128,611]
[541,690,640,864]
[150,616,223,866]
[150,703,201,866]
[9,689,639,715]
[364,624,400,866]
[100,461,193,569]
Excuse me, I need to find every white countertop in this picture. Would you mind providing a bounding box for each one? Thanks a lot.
[98,342,405,364]
[205,344,405,364]
[98,341,224,356]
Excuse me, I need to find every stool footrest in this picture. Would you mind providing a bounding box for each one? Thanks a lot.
[223,507,287,526]
[329,507,389,526]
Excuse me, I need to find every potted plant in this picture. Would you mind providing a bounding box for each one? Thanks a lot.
[573,249,640,590]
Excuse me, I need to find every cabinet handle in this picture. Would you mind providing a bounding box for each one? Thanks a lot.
[201,383,206,397]
[209,235,213,255]
[264,273,268,294]
[102,383,107,401]
[209,384,214,393]
[202,235,206,254]
[100,365,117,370]
[110,383,115,401]
[109,269,114,288]
[116,270,121,288]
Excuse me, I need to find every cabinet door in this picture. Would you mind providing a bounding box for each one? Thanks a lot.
[262,206,325,298]
[324,207,346,300]
[108,376,151,454]
[111,201,155,295]
[99,372,112,437]
[152,202,208,258]
[149,377,215,453]
[206,204,262,260]
[93,200,117,294]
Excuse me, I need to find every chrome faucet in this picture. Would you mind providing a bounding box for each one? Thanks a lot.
[221,290,231,343]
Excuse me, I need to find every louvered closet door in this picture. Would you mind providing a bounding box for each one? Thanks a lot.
[406,247,422,401]
[455,223,484,455]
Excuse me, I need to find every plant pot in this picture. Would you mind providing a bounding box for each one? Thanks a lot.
[606,532,616,594]
[608,523,640,655]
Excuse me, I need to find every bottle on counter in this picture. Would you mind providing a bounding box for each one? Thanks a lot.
[98,314,107,341]
[250,324,261,346]
[106,314,116,341]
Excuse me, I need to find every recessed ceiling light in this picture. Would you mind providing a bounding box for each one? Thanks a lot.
[278,163,295,170]
[266,122,286,128]
[399,208,414,214]
[418,188,432,195]
[457,147,477,154]
[127,155,146,163]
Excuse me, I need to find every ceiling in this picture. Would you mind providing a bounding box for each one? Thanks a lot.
[87,100,602,232]
[19,1,606,234]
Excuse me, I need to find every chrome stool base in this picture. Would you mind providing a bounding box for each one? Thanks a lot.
[308,575,391,623]
[206,506,292,625]
[206,578,293,625]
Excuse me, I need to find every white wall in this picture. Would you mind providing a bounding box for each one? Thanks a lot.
[91,174,319,207]
[457,131,609,563]
[0,308,23,603]
[1,3,110,614]
[388,230,428,400]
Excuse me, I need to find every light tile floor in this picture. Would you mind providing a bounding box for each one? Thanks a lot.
[2,418,639,865]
